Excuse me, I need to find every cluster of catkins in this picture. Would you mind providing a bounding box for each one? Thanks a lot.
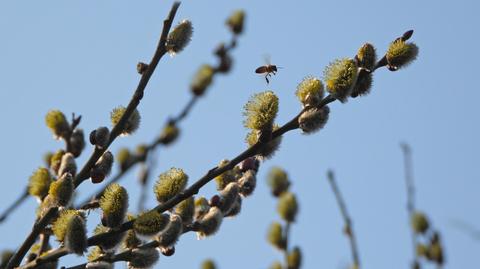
[266,167,302,269]
[411,212,444,269]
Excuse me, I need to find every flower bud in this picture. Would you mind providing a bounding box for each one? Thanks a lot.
[216,53,233,74]
[269,261,282,269]
[295,76,324,108]
[58,153,77,177]
[70,129,86,157]
[287,247,302,269]
[411,212,429,234]
[267,167,290,197]
[89,127,110,149]
[243,91,279,131]
[223,195,242,218]
[28,167,53,201]
[175,197,194,225]
[194,197,210,220]
[226,10,245,35]
[277,192,298,222]
[238,170,257,197]
[166,19,193,56]
[196,207,223,239]
[133,211,169,240]
[356,43,377,70]
[191,64,215,96]
[90,151,114,184]
[156,214,183,248]
[158,122,180,145]
[48,172,74,206]
[267,222,285,250]
[65,214,87,255]
[386,40,418,70]
[154,168,188,203]
[416,243,428,257]
[50,150,66,175]
[45,110,70,139]
[201,259,217,269]
[238,157,259,172]
[127,248,160,269]
[100,183,129,228]
[218,183,240,214]
[52,210,85,242]
[351,73,373,98]
[427,242,444,265]
[298,106,330,134]
[215,160,238,191]
[323,58,358,103]
[136,62,149,75]
[93,224,125,251]
[110,106,141,136]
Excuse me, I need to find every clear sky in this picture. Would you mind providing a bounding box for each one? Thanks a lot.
[0,0,479,268]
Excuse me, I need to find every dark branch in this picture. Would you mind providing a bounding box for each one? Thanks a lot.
[0,188,29,224]
[327,170,361,269]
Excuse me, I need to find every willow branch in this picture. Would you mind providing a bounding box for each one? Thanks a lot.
[21,30,412,268]
[283,221,291,265]
[0,188,29,224]
[327,170,361,269]
[401,143,419,265]
[7,3,182,268]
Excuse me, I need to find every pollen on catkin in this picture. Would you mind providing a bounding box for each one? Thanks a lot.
[93,224,125,251]
[214,160,238,191]
[277,192,298,222]
[245,126,282,160]
[70,129,86,157]
[110,106,141,136]
[295,76,324,108]
[267,167,290,197]
[100,183,129,228]
[166,19,193,56]
[411,211,429,234]
[45,110,70,139]
[356,43,377,70]
[52,210,85,242]
[28,167,53,201]
[156,214,183,248]
[127,248,160,269]
[226,10,245,35]
[196,207,223,239]
[158,122,180,145]
[298,106,330,134]
[133,211,169,240]
[243,91,279,131]
[287,247,302,269]
[175,196,195,225]
[64,214,87,255]
[386,39,418,70]
[201,259,217,269]
[58,153,77,177]
[267,222,285,250]
[190,64,215,96]
[323,58,358,103]
[154,168,188,203]
[48,172,74,206]
[90,151,114,184]
[50,149,65,175]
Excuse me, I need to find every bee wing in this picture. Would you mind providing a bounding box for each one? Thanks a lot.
[263,54,271,65]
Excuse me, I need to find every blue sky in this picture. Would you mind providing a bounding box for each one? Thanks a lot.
[0,0,479,268]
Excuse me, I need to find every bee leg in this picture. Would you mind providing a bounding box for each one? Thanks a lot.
[265,75,269,84]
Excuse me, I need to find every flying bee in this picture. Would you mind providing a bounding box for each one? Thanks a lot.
[255,64,278,84]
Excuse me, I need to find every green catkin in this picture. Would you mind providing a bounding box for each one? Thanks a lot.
[64,215,87,255]
[158,122,180,145]
[50,150,66,175]
[267,167,291,197]
[45,110,70,139]
[48,172,74,206]
[386,39,419,69]
[356,43,377,70]
[175,197,195,225]
[226,10,245,35]
[295,76,324,108]
[411,212,429,234]
[52,210,85,242]
[277,192,298,222]
[287,247,302,269]
[201,259,217,269]
[245,126,282,160]
[269,261,282,269]
[323,58,358,103]
[156,214,183,248]
[298,106,330,134]
[58,152,77,177]
[243,91,279,131]
[190,64,215,96]
[267,222,285,250]
[110,106,141,136]
[154,168,188,203]
[166,19,193,56]
[100,183,129,228]
[93,225,125,251]
[133,211,169,240]
[28,167,53,201]
[116,148,132,171]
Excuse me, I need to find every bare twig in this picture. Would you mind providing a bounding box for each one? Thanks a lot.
[7,3,182,268]
[283,221,291,265]
[401,143,419,266]
[0,188,29,224]
[327,170,361,269]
